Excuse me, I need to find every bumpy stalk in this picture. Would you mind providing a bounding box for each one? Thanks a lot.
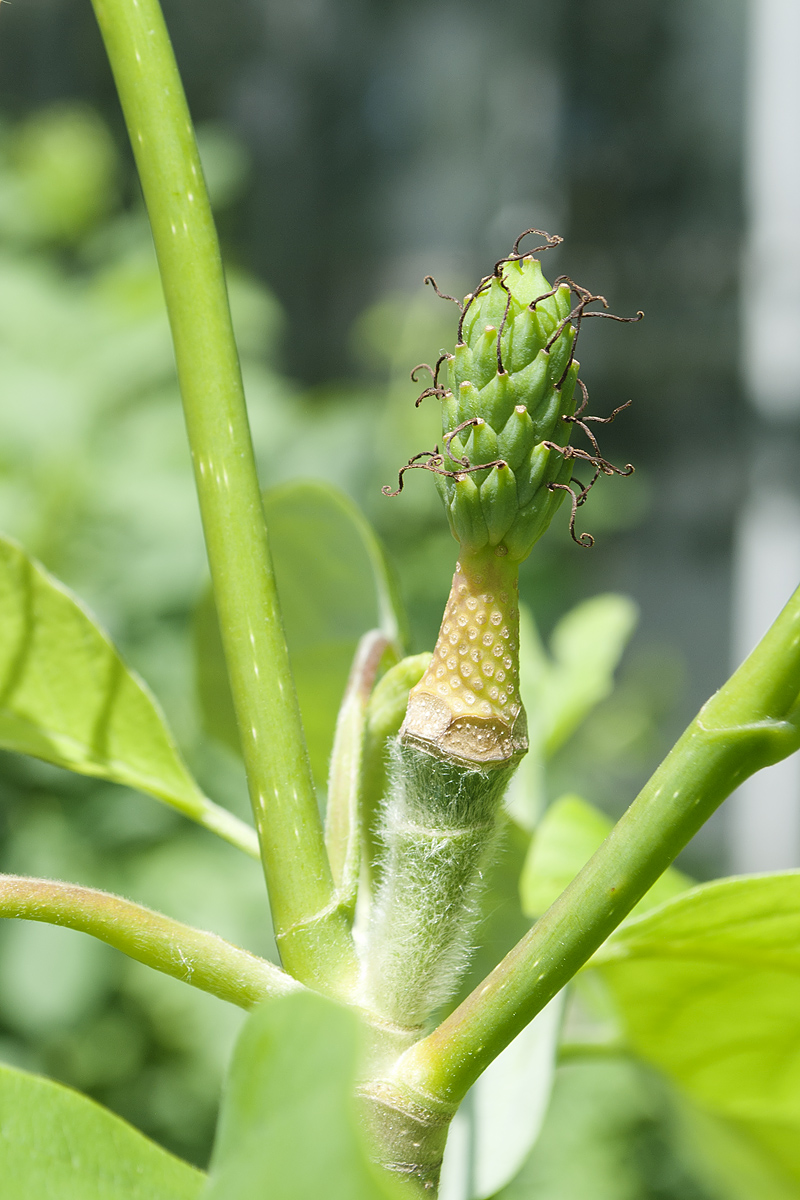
[362,551,525,1026]
[365,246,591,1031]
[402,550,526,762]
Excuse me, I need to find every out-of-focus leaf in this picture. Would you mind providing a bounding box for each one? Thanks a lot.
[195,123,250,212]
[440,820,559,1200]
[0,918,114,1036]
[202,990,406,1200]
[497,1056,733,1200]
[0,535,257,856]
[505,606,549,831]
[196,480,407,784]
[520,794,691,919]
[506,598,637,832]
[496,1057,657,1200]
[0,105,118,246]
[440,997,563,1200]
[0,1060,203,1198]
[674,1100,800,1200]
[471,996,564,1198]
[593,873,800,1191]
[543,595,638,756]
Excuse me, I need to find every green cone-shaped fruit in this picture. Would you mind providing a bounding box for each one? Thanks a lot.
[439,255,578,562]
[402,254,581,766]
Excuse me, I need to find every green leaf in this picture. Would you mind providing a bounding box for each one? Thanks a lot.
[195,480,407,784]
[0,1060,203,1198]
[202,990,406,1200]
[593,872,800,1191]
[0,535,257,856]
[506,597,637,831]
[440,997,564,1200]
[496,1057,738,1200]
[496,1057,667,1200]
[520,794,691,919]
[505,606,549,830]
[542,594,638,757]
[675,1100,800,1200]
[471,997,563,1199]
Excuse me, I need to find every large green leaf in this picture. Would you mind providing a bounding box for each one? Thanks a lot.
[506,597,637,830]
[593,873,800,1192]
[202,990,405,1200]
[520,794,691,919]
[0,535,256,856]
[196,480,406,784]
[542,594,638,757]
[0,1060,203,1198]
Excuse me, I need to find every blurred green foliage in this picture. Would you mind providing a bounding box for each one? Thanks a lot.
[0,1058,202,1199]
[204,992,405,1200]
[0,101,700,1193]
[0,103,296,1165]
[195,479,405,787]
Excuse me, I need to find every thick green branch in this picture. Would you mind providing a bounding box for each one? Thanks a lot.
[395,581,800,1106]
[90,0,356,993]
[0,875,300,1010]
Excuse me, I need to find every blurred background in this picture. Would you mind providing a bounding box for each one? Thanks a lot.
[0,0,798,1194]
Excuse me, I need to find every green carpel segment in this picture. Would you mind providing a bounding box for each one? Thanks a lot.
[440,256,579,562]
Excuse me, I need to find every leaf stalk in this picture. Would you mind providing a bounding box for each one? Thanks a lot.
[0,875,299,1010]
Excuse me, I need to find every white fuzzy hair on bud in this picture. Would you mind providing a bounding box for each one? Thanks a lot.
[360,739,516,1029]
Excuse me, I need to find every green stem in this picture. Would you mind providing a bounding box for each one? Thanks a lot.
[90,0,356,993]
[394,581,800,1106]
[0,875,300,1010]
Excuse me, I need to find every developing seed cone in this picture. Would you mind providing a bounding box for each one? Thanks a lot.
[402,253,580,766]
[401,548,526,765]
[368,240,637,1040]
[437,254,579,562]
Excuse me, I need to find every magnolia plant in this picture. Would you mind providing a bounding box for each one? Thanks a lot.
[2,2,800,1198]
